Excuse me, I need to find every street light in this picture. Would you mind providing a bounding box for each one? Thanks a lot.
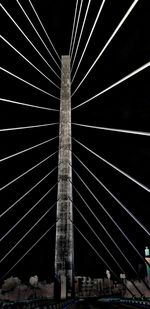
[106,270,111,295]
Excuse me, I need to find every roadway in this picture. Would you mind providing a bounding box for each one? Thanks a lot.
[69,298,150,309]
[70,299,121,309]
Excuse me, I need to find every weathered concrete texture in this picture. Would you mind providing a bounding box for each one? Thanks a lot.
[55,56,74,297]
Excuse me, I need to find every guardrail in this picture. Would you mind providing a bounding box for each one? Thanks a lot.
[0,298,76,309]
[99,297,150,308]
[119,298,150,308]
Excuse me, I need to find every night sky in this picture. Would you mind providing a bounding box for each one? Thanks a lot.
[1,0,150,284]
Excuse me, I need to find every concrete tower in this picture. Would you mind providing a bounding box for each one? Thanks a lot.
[55,56,74,299]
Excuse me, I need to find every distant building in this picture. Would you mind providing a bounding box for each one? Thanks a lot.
[74,276,114,297]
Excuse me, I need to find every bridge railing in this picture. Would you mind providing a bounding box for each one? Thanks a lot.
[0,298,76,309]
[104,297,150,308]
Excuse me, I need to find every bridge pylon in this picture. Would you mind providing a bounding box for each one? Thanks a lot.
[54,56,74,299]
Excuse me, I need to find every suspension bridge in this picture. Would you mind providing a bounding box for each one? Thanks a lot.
[1,0,150,305]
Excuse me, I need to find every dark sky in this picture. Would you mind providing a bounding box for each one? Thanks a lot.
[1,0,150,284]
